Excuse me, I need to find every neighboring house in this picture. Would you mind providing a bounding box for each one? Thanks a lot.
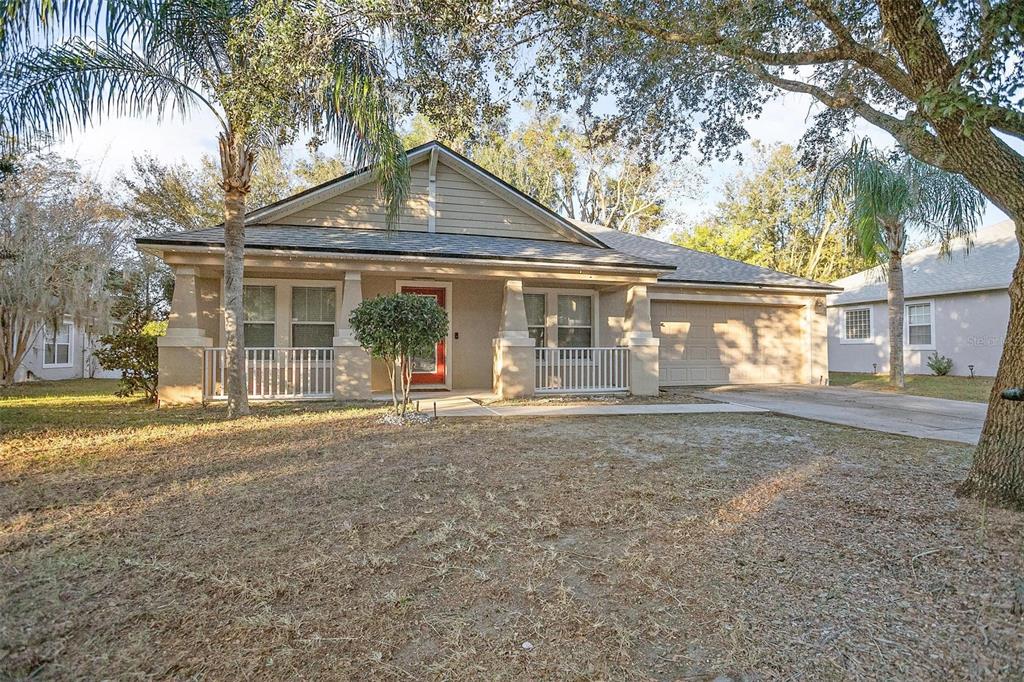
[137,141,837,405]
[827,220,1017,377]
[13,316,122,383]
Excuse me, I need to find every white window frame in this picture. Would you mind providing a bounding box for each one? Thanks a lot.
[840,306,873,344]
[42,319,74,368]
[523,287,599,348]
[290,286,336,348]
[904,299,936,350]
[523,292,547,348]
[242,284,277,348]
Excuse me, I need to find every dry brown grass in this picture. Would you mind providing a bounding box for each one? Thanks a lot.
[2,383,1022,679]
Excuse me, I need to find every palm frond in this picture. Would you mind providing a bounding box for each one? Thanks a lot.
[0,36,219,151]
[316,20,408,227]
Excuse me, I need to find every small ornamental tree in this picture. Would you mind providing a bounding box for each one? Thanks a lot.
[349,293,449,416]
[94,316,167,402]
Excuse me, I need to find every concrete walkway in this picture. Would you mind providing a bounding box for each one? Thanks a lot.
[695,384,987,444]
[421,394,767,418]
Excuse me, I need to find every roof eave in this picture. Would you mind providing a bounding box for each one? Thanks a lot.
[134,238,673,274]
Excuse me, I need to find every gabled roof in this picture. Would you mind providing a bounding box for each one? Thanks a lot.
[245,141,607,248]
[136,225,672,271]
[828,220,1018,306]
[573,221,839,291]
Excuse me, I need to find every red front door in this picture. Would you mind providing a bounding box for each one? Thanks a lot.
[401,286,446,385]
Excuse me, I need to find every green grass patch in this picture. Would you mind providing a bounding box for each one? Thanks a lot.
[0,378,377,437]
[829,371,995,402]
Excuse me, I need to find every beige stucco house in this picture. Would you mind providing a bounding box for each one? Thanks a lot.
[138,142,836,405]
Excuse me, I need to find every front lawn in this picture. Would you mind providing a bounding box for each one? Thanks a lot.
[1,382,1021,678]
[830,371,996,403]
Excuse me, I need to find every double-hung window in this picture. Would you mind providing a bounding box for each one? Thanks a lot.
[557,295,593,348]
[906,302,933,347]
[291,286,336,347]
[43,321,73,366]
[524,293,546,347]
[844,308,871,342]
[243,285,276,348]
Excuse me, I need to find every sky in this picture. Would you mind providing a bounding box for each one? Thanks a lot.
[55,90,1011,236]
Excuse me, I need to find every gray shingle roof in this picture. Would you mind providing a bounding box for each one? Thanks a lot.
[572,221,839,291]
[828,220,1018,306]
[136,225,672,270]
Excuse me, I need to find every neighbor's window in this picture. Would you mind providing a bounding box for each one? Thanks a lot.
[243,285,276,348]
[844,308,871,341]
[557,294,593,347]
[524,293,546,347]
[43,321,73,366]
[291,286,335,347]
[906,302,933,346]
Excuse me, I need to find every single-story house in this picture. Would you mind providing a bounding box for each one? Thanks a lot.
[137,141,836,404]
[827,219,1017,377]
[12,316,121,383]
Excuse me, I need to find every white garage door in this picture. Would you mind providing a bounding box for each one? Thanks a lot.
[652,301,805,385]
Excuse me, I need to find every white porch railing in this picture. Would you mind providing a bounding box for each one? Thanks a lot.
[203,347,334,401]
[535,347,630,394]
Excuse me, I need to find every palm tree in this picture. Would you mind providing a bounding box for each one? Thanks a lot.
[0,0,409,417]
[817,140,984,388]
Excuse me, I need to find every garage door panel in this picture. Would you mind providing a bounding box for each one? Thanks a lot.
[652,300,804,386]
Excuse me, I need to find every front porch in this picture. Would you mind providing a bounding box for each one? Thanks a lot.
[157,262,661,405]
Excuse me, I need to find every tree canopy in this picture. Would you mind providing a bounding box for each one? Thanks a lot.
[675,143,868,282]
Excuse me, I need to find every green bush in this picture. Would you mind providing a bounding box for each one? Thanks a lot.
[926,352,954,376]
[349,293,448,415]
[93,315,167,402]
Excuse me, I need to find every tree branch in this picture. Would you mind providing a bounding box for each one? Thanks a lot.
[746,63,952,171]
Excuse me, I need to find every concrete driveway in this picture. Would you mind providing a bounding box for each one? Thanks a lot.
[695,385,987,444]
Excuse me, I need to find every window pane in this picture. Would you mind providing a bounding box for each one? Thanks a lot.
[907,303,930,326]
[557,295,592,326]
[845,309,870,339]
[243,286,276,322]
[57,344,69,364]
[244,322,275,348]
[524,293,546,327]
[528,326,545,348]
[909,325,932,346]
[55,323,71,343]
[558,327,592,348]
[292,287,335,323]
[292,323,335,348]
[44,344,55,364]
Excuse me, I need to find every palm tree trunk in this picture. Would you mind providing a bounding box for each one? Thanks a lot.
[219,130,255,418]
[886,233,906,389]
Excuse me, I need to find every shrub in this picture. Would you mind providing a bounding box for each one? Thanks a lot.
[349,293,448,415]
[93,315,167,401]
[926,352,954,376]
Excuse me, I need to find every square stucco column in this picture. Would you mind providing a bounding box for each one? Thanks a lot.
[624,284,660,396]
[333,271,372,400]
[158,266,212,405]
[493,279,536,398]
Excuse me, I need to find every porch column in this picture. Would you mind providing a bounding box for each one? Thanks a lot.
[158,266,212,405]
[492,279,536,398]
[333,271,372,400]
[624,284,660,396]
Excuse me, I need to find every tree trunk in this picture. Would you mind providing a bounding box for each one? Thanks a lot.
[218,130,256,419]
[958,214,1024,510]
[886,243,905,389]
